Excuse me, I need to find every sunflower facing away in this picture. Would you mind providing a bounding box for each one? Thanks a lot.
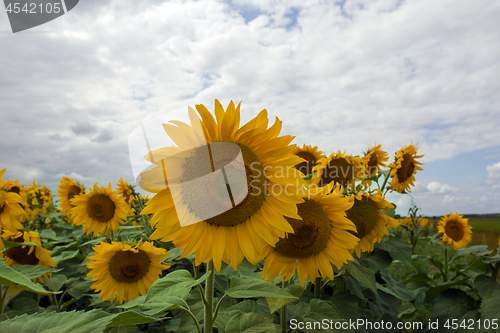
[116,178,136,215]
[0,230,56,282]
[388,144,424,193]
[437,212,472,250]
[261,183,359,287]
[311,151,365,189]
[292,144,325,176]
[344,190,399,257]
[70,183,127,237]
[86,241,170,304]
[363,144,389,179]
[57,176,85,218]
[140,100,306,272]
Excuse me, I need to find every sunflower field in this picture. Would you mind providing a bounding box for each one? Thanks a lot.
[1,100,499,333]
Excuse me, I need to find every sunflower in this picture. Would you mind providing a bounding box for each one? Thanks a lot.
[260,183,359,287]
[0,188,27,232]
[292,144,325,176]
[116,178,136,215]
[70,183,127,237]
[311,151,365,189]
[57,176,85,218]
[86,241,170,304]
[363,144,389,179]
[388,144,424,193]
[24,181,53,218]
[140,100,306,272]
[437,212,472,250]
[344,190,398,257]
[0,230,56,282]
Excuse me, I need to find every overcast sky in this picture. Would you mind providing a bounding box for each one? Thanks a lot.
[1,0,499,216]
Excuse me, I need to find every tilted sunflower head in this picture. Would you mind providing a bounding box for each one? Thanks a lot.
[388,144,424,193]
[344,190,399,257]
[363,144,389,178]
[57,176,85,218]
[311,151,365,190]
[261,183,359,287]
[292,144,325,176]
[437,212,472,250]
[139,100,307,272]
[86,241,170,304]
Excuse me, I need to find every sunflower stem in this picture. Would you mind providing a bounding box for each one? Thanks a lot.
[443,248,448,282]
[314,278,322,299]
[179,307,202,333]
[492,262,500,281]
[50,293,58,307]
[204,261,215,333]
[281,280,289,333]
[380,168,391,194]
[0,285,8,315]
[213,294,228,322]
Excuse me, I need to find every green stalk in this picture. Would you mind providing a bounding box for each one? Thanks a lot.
[0,286,9,315]
[443,248,448,282]
[492,262,500,282]
[314,278,322,299]
[380,168,391,194]
[281,280,289,333]
[204,261,215,333]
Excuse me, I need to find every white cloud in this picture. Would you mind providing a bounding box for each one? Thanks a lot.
[427,181,459,194]
[486,161,500,188]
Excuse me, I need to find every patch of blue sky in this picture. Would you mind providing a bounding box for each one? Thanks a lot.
[284,7,299,30]
[225,1,263,23]
[418,145,500,190]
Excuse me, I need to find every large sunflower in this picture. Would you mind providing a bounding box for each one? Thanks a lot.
[388,144,424,193]
[311,151,365,189]
[437,212,472,250]
[86,241,170,304]
[70,183,127,237]
[344,190,398,257]
[0,230,56,282]
[57,177,85,217]
[0,189,26,233]
[292,144,324,176]
[140,100,306,272]
[260,183,359,287]
[363,144,389,179]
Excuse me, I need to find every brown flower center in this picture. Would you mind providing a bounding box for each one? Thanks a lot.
[294,151,316,175]
[396,153,415,183]
[319,158,354,187]
[86,194,116,222]
[5,236,39,265]
[108,249,150,283]
[181,142,266,226]
[67,185,82,201]
[275,199,331,258]
[367,153,379,176]
[444,220,464,242]
[7,186,20,194]
[345,196,379,239]
[0,204,4,215]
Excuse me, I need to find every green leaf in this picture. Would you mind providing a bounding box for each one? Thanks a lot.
[450,245,491,262]
[1,240,38,251]
[431,288,471,320]
[425,279,469,302]
[44,274,68,292]
[12,265,61,280]
[224,312,275,333]
[39,229,58,240]
[474,274,500,299]
[375,236,412,266]
[345,261,377,292]
[266,283,304,313]
[66,278,93,298]
[0,258,52,295]
[107,311,159,327]
[480,289,500,320]
[146,269,210,302]
[226,277,300,299]
[0,309,114,333]
[12,297,40,315]
[52,250,80,264]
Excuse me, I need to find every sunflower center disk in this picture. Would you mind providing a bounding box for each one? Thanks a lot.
[367,154,378,175]
[294,151,316,175]
[275,199,331,258]
[345,197,379,239]
[397,153,415,183]
[6,236,39,265]
[67,185,81,201]
[7,186,21,194]
[0,205,4,215]
[108,250,150,283]
[320,158,354,187]
[179,142,266,226]
[445,220,464,241]
[87,194,116,222]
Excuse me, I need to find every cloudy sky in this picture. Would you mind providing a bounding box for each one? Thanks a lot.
[1,0,499,216]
